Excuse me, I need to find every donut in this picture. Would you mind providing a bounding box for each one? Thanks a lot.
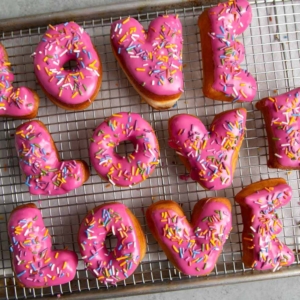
[168,108,247,190]
[198,0,257,102]
[110,15,183,110]
[33,22,102,110]
[89,112,160,187]
[8,203,78,288]
[235,178,295,271]
[15,120,89,195]
[78,202,146,285]
[0,43,39,119]
[146,198,232,276]
[256,88,300,169]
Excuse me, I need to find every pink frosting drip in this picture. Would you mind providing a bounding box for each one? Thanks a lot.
[168,108,246,190]
[0,46,38,117]
[240,183,295,270]
[148,199,232,276]
[15,120,87,195]
[78,203,143,285]
[207,0,257,102]
[8,205,78,288]
[257,88,300,168]
[110,15,183,96]
[33,22,100,105]
[89,112,160,187]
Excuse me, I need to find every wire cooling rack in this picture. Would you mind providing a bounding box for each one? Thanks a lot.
[1,0,300,299]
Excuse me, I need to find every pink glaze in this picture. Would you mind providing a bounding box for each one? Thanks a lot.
[0,45,38,118]
[33,22,101,106]
[147,199,232,276]
[78,203,144,285]
[89,112,160,187]
[236,182,295,271]
[257,88,300,168]
[206,0,257,102]
[15,120,88,195]
[110,15,183,96]
[168,108,247,190]
[8,204,78,288]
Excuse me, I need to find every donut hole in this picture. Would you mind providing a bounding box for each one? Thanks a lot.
[104,231,118,252]
[62,59,79,72]
[115,141,135,158]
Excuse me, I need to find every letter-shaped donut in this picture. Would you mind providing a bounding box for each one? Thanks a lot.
[0,43,39,119]
[15,120,89,195]
[235,178,295,271]
[78,202,146,285]
[198,0,257,102]
[256,87,300,169]
[89,112,160,187]
[146,198,232,276]
[33,22,102,110]
[110,15,183,110]
[168,108,246,190]
[8,203,78,288]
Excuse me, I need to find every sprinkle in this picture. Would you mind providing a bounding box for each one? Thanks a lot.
[123,17,130,24]
[16,120,82,194]
[239,182,293,271]
[17,270,26,277]
[34,22,100,108]
[172,245,179,253]
[111,15,183,96]
[170,108,245,189]
[206,1,255,102]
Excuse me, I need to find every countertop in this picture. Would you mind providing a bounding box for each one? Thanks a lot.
[0,1,299,299]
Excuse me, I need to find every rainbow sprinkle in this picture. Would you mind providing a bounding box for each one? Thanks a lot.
[257,88,300,169]
[8,205,77,288]
[111,15,183,95]
[33,22,100,105]
[236,181,295,271]
[15,121,84,195]
[78,203,142,285]
[0,46,36,116]
[148,200,232,276]
[168,109,246,190]
[204,0,257,102]
[90,112,160,187]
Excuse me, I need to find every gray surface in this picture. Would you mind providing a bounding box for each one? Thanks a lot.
[121,277,300,300]
[0,0,299,299]
[0,0,112,19]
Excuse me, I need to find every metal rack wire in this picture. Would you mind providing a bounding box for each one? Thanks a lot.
[0,0,300,299]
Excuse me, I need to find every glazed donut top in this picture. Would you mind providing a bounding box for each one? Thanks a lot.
[0,45,37,117]
[89,112,160,187]
[33,22,100,105]
[15,120,86,195]
[150,199,232,276]
[78,203,142,285]
[168,108,247,190]
[257,88,300,168]
[8,204,78,288]
[208,0,257,102]
[238,182,295,270]
[110,15,183,96]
